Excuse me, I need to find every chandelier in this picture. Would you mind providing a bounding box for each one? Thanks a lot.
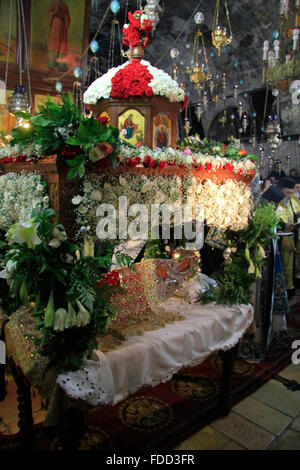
[144,0,163,32]
[184,13,211,94]
[262,0,300,90]
[211,0,233,56]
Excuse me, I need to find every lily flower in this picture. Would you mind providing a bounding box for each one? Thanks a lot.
[53,308,68,332]
[75,300,91,327]
[6,219,41,249]
[65,302,77,329]
[44,290,55,328]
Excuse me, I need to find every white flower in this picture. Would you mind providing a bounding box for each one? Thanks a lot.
[52,227,67,241]
[72,196,82,205]
[141,182,154,193]
[43,195,49,204]
[91,190,102,201]
[48,238,61,248]
[119,176,126,186]
[89,146,105,162]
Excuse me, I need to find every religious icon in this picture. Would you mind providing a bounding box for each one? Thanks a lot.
[122,113,138,139]
[30,0,87,71]
[118,109,145,147]
[46,0,71,70]
[153,113,171,149]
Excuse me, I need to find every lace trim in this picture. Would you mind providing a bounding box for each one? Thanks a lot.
[57,305,254,407]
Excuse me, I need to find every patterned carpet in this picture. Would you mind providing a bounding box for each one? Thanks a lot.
[1,309,300,451]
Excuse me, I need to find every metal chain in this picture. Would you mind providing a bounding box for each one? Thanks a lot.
[154,0,203,67]
[4,0,13,91]
[20,0,32,108]
[17,0,22,85]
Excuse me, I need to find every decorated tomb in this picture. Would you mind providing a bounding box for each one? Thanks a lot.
[83,10,186,149]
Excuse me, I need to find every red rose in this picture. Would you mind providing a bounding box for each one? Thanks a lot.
[131,156,141,167]
[98,142,113,155]
[224,162,234,172]
[196,163,203,171]
[238,149,247,156]
[111,60,153,99]
[149,158,156,168]
[157,161,167,169]
[97,115,110,125]
[144,155,151,167]
[250,169,255,175]
[237,169,243,174]
[179,163,185,169]
[206,162,212,170]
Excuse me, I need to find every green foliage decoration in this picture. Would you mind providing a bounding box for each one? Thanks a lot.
[8,93,121,180]
[209,201,279,306]
[3,208,122,372]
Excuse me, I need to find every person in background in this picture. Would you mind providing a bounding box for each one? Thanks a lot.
[239,185,290,362]
[289,168,298,178]
[276,177,300,298]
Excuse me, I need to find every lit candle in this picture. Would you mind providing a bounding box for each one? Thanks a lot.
[263,40,269,60]
[293,28,299,50]
[274,40,280,59]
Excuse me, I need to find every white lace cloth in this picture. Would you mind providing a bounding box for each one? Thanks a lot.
[57,300,253,407]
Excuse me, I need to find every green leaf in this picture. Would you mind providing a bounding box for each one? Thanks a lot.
[67,167,79,180]
[66,137,82,146]
[78,164,85,178]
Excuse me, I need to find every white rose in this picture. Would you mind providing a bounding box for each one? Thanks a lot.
[91,190,102,201]
[89,146,105,162]
[72,196,82,205]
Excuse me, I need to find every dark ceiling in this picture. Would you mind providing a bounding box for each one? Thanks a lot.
[88,0,299,138]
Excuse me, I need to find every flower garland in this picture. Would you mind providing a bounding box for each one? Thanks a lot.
[72,173,253,242]
[0,171,48,232]
[122,10,153,48]
[0,143,44,163]
[83,60,185,106]
[117,142,257,176]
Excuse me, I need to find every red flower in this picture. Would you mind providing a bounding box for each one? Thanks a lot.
[111,60,153,99]
[224,162,234,172]
[206,162,212,171]
[238,149,247,156]
[131,156,141,167]
[97,270,120,287]
[250,169,255,175]
[144,155,151,167]
[196,163,203,171]
[179,163,185,169]
[149,158,156,168]
[96,115,110,125]
[157,160,167,169]
[98,142,113,155]
[181,93,188,111]
[237,169,243,174]
[94,157,111,170]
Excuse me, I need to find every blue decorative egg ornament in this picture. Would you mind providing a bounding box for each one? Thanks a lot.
[110,0,120,14]
[90,40,99,54]
[55,81,63,93]
[74,67,82,78]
